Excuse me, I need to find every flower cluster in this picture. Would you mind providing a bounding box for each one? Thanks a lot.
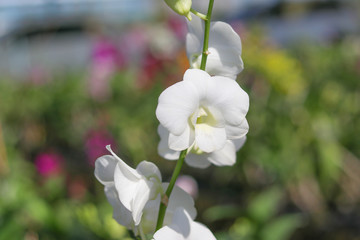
[94,0,249,239]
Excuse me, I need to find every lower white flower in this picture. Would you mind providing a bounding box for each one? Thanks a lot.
[156,69,249,154]
[95,145,162,225]
[153,207,216,240]
[158,125,246,168]
[95,146,197,235]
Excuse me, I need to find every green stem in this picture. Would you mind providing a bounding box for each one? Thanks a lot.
[200,0,215,71]
[190,8,207,20]
[155,150,187,231]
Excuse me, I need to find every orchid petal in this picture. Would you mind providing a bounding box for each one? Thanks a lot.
[104,185,134,229]
[225,118,249,139]
[156,80,199,136]
[158,125,181,160]
[153,208,216,240]
[195,124,226,152]
[94,155,118,185]
[136,161,162,182]
[207,76,249,126]
[131,180,152,225]
[168,124,195,151]
[186,153,212,169]
[186,17,243,79]
[207,140,237,166]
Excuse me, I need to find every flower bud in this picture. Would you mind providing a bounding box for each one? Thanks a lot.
[164,0,192,21]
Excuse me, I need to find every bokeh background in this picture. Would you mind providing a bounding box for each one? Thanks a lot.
[0,0,360,239]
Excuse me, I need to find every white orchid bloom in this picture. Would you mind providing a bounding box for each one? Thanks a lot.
[95,145,162,226]
[186,14,244,79]
[95,147,196,235]
[153,208,216,240]
[158,125,246,168]
[156,69,249,154]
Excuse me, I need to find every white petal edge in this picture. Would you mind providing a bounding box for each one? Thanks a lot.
[94,155,118,185]
[156,80,199,136]
[158,125,181,160]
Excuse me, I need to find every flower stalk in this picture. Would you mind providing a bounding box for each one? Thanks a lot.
[190,8,207,20]
[200,0,215,71]
[155,149,187,230]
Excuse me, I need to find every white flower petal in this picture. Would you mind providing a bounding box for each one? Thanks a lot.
[185,154,212,169]
[183,69,210,93]
[104,185,134,229]
[114,163,141,212]
[168,124,195,151]
[207,76,249,126]
[94,155,118,185]
[153,226,184,240]
[107,145,141,180]
[234,136,247,151]
[131,180,152,225]
[195,124,226,152]
[225,118,249,139]
[153,208,216,240]
[156,80,199,136]
[186,15,203,59]
[136,161,162,182]
[206,21,243,77]
[158,125,180,160]
[186,17,243,79]
[207,140,237,166]
[165,184,197,224]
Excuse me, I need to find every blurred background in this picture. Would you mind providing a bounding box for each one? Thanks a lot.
[0,0,360,239]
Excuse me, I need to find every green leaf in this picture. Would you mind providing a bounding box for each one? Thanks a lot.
[260,214,303,240]
[247,187,283,223]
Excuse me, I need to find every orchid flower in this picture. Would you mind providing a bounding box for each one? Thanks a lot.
[186,14,244,79]
[153,208,216,240]
[156,69,249,154]
[95,145,162,225]
[158,125,246,168]
[95,146,196,234]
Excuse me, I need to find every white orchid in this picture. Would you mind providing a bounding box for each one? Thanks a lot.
[158,125,246,168]
[156,69,249,155]
[186,14,244,79]
[95,145,162,226]
[94,146,197,235]
[153,208,216,240]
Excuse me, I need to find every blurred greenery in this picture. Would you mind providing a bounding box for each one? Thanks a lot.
[0,25,359,240]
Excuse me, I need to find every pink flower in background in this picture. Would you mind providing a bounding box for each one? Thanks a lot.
[85,129,117,166]
[137,49,165,89]
[167,16,187,39]
[92,37,126,69]
[88,36,127,101]
[175,175,198,199]
[34,152,63,178]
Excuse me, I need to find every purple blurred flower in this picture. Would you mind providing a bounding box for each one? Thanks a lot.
[175,175,198,199]
[88,37,127,101]
[34,152,63,178]
[85,129,117,166]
